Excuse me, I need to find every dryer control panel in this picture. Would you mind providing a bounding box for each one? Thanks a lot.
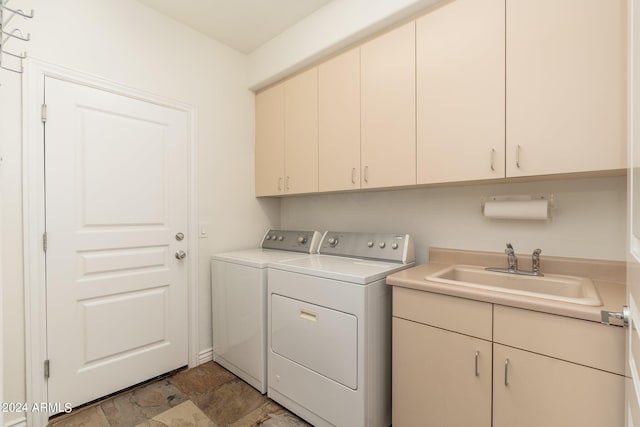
[261,229,322,254]
[319,231,415,264]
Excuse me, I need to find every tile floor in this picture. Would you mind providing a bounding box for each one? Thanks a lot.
[47,362,311,427]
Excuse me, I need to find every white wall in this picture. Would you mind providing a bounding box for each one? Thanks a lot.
[0,0,279,424]
[247,0,443,89]
[281,176,627,263]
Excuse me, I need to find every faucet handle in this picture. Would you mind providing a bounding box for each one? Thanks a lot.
[532,249,543,275]
[505,243,514,254]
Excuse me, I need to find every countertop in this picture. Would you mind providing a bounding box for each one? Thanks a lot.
[386,247,626,323]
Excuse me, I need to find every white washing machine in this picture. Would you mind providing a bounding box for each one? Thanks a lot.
[211,229,321,393]
[267,231,415,427]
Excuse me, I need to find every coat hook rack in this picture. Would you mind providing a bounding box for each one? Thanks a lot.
[0,0,34,81]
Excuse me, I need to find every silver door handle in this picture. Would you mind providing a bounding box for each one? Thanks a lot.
[175,250,187,260]
[285,176,290,191]
[351,168,356,184]
[475,351,480,377]
[364,165,369,183]
[504,358,510,386]
[490,148,496,171]
[516,145,521,169]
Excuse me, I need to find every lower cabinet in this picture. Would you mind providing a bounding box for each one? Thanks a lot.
[393,318,491,427]
[493,344,624,427]
[392,288,625,427]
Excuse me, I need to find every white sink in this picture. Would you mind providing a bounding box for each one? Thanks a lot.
[425,265,602,306]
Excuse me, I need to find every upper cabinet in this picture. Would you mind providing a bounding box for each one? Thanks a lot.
[361,21,416,189]
[416,0,505,185]
[255,0,627,197]
[255,68,319,197]
[319,48,361,192]
[505,0,627,177]
[284,68,319,195]
[255,83,285,196]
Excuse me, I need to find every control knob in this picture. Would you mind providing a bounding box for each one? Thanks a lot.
[297,236,307,244]
[327,237,339,247]
[367,241,374,248]
[278,236,284,241]
[392,243,399,250]
[379,242,386,249]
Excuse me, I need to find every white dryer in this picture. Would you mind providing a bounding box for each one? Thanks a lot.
[211,229,321,393]
[267,231,415,427]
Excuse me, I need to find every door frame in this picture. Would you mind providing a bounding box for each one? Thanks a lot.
[22,58,200,427]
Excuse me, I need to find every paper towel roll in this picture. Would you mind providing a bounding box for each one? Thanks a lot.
[483,199,549,220]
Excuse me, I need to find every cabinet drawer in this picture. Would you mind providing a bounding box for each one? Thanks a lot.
[494,305,624,375]
[393,287,492,340]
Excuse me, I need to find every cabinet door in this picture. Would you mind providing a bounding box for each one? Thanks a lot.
[393,318,491,427]
[361,22,416,189]
[319,48,361,192]
[416,0,505,184]
[493,344,624,427]
[255,83,285,196]
[506,0,627,177]
[284,67,319,195]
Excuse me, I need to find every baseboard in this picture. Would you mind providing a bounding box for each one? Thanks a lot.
[4,416,27,427]
[198,348,213,365]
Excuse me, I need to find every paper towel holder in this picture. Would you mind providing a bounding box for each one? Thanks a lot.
[481,194,555,220]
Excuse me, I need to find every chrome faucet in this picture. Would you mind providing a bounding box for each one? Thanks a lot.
[486,244,544,276]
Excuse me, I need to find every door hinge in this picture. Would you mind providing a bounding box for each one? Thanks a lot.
[42,232,47,252]
[41,104,47,123]
[601,306,629,327]
[44,360,50,379]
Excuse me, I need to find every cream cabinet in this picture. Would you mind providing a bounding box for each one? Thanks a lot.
[492,304,624,427]
[416,0,505,184]
[284,68,319,195]
[392,287,625,426]
[393,318,492,427]
[318,48,361,192]
[505,0,627,177]
[393,287,492,427]
[493,344,623,427]
[255,83,285,196]
[255,68,318,196]
[256,0,627,196]
[361,21,416,189]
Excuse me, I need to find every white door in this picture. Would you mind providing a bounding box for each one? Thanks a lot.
[629,1,640,424]
[44,76,189,407]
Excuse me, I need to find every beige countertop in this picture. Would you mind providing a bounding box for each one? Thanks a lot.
[387,247,626,323]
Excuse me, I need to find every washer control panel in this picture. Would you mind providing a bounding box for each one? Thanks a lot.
[319,231,415,264]
[261,229,322,253]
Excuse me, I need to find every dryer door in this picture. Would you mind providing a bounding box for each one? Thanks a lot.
[271,294,358,389]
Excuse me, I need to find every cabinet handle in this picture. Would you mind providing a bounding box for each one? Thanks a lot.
[351,168,356,184]
[285,176,290,191]
[490,149,496,171]
[504,358,510,386]
[474,351,480,377]
[364,165,369,183]
[516,145,521,169]
[278,177,282,191]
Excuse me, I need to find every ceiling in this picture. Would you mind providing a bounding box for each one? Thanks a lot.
[137,0,333,54]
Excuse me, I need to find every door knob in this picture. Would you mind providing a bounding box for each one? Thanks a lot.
[175,250,187,260]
